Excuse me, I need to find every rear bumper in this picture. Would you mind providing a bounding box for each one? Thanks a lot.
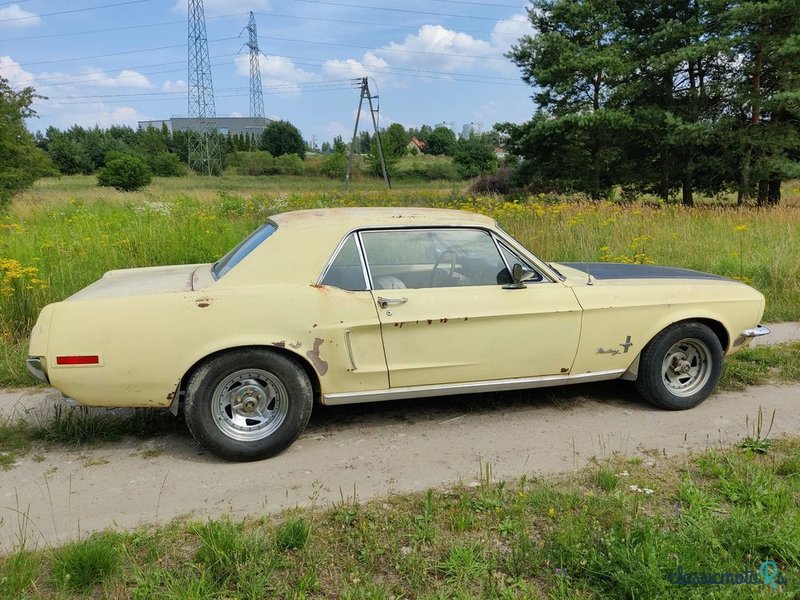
[25,357,49,383]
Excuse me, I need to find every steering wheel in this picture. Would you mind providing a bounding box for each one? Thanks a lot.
[428,249,457,287]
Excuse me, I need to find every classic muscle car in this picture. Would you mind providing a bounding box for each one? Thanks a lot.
[26,208,769,461]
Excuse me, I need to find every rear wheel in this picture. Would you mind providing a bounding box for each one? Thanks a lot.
[635,322,723,410]
[185,349,313,461]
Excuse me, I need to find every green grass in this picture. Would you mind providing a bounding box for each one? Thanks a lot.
[1,436,798,598]
[720,341,800,391]
[0,405,182,468]
[2,176,800,387]
[50,535,119,592]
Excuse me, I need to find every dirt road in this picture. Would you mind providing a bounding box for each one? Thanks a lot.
[1,324,798,551]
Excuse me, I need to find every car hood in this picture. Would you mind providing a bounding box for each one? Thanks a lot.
[66,264,215,301]
[550,262,731,284]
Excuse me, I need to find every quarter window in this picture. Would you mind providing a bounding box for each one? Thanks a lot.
[320,234,368,291]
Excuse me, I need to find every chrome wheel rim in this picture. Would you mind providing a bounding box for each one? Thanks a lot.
[211,368,288,442]
[661,338,711,397]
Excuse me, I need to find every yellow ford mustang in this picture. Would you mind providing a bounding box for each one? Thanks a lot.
[27,208,769,461]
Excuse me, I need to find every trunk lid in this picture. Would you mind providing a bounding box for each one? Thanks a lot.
[66,264,214,301]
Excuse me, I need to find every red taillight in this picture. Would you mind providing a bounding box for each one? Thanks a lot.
[56,355,100,366]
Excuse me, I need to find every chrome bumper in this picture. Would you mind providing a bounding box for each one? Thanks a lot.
[25,356,49,383]
[741,325,770,338]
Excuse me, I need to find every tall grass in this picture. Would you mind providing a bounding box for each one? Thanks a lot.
[2,178,799,385]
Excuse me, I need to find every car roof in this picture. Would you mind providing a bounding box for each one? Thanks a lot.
[270,207,495,230]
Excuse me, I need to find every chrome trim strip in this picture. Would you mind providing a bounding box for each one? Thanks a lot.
[741,325,770,338]
[25,357,49,384]
[322,369,625,405]
[354,231,372,290]
[344,330,357,371]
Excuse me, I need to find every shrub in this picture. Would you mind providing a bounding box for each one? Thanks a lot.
[469,168,512,195]
[96,155,151,191]
[426,161,459,180]
[273,153,305,175]
[320,152,347,178]
[148,152,186,177]
[50,536,119,592]
[234,151,275,176]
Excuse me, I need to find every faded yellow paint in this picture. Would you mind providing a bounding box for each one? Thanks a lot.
[27,207,766,409]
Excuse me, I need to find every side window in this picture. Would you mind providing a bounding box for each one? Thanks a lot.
[320,234,367,291]
[498,242,543,283]
[361,229,507,289]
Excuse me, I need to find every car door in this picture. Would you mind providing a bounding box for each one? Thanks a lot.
[359,227,583,388]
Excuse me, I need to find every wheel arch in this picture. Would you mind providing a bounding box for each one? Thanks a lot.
[621,317,730,382]
[168,344,322,415]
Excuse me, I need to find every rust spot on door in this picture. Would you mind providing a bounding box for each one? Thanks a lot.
[440,318,448,323]
[306,338,329,375]
[427,319,432,325]
[560,367,569,373]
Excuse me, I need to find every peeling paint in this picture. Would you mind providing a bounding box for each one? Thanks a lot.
[166,391,175,400]
[289,341,302,350]
[440,318,448,324]
[272,341,286,348]
[195,297,212,308]
[196,302,210,308]
[560,367,569,374]
[427,319,433,325]
[306,338,329,375]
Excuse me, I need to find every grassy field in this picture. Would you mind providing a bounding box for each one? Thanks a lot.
[1,433,797,598]
[1,175,799,386]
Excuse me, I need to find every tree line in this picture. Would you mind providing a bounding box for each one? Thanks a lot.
[502,0,800,205]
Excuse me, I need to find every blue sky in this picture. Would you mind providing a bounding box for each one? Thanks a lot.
[1,0,536,145]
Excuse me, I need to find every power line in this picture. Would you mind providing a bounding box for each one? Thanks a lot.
[293,0,510,21]
[428,0,523,7]
[0,0,153,23]
[259,34,507,61]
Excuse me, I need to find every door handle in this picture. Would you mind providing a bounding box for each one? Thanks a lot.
[377,296,408,309]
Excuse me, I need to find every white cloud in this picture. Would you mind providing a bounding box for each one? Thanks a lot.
[322,52,389,79]
[229,110,243,117]
[235,54,317,94]
[326,121,350,138]
[172,0,269,16]
[51,104,150,128]
[162,79,187,92]
[491,13,535,52]
[0,55,35,88]
[0,4,41,28]
[473,100,499,120]
[80,68,153,89]
[375,25,496,72]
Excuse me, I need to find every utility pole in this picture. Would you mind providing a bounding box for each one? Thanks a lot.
[244,11,266,150]
[344,77,390,191]
[187,0,221,175]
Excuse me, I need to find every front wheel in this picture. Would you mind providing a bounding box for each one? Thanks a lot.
[635,322,723,410]
[185,349,313,461]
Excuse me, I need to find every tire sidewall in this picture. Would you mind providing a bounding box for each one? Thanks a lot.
[185,349,313,461]
[637,323,723,410]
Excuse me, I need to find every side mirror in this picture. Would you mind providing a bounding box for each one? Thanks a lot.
[502,263,527,289]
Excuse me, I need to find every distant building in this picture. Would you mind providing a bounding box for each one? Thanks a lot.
[435,121,457,134]
[137,116,272,137]
[460,122,483,139]
[407,136,426,153]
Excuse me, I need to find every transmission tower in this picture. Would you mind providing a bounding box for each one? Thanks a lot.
[243,11,266,149]
[344,77,390,191]
[187,0,221,175]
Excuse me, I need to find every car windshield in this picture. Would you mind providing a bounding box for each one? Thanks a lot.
[212,222,277,279]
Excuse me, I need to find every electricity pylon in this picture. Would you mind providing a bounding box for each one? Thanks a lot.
[344,77,390,191]
[187,0,221,175]
[244,11,266,149]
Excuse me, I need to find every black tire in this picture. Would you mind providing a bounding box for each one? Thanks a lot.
[635,322,723,410]
[185,349,313,461]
